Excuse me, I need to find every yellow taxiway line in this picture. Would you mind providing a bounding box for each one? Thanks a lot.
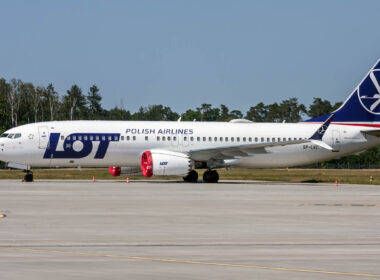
[0,246,380,278]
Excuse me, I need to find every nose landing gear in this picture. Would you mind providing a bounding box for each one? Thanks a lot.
[23,171,34,182]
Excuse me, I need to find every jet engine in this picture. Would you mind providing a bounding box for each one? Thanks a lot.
[108,166,142,176]
[140,150,191,177]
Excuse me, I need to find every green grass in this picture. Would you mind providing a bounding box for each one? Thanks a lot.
[0,168,379,185]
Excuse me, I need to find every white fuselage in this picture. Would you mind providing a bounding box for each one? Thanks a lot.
[0,120,378,169]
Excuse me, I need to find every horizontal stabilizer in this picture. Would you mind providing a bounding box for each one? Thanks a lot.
[361,129,380,137]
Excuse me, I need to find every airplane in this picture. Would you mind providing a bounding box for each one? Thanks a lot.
[1,59,380,183]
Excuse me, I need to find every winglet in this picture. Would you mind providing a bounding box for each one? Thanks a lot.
[308,114,334,150]
[309,114,334,141]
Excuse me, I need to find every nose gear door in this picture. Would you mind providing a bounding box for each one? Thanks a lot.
[38,126,49,149]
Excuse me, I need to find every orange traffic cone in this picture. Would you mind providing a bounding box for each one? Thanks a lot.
[126,177,130,184]
[334,180,338,187]
[92,176,95,182]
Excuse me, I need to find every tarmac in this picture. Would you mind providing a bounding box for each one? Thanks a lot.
[0,179,379,280]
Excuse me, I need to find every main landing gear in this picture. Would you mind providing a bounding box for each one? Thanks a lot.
[23,170,34,182]
[182,169,220,183]
[183,170,198,183]
[203,170,219,183]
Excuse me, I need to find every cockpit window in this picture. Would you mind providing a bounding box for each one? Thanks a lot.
[8,134,14,139]
[14,133,21,139]
[0,133,8,138]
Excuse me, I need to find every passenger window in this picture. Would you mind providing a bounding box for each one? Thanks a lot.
[121,136,124,141]
[65,143,71,148]
[231,137,234,142]
[90,136,94,141]
[208,137,212,141]
[162,136,166,141]
[133,136,136,141]
[190,137,194,141]
[243,137,246,142]
[283,137,286,141]
[67,136,71,140]
[184,136,187,141]
[157,136,160,141]
[101,136,105,141]
[220,137,223,142]
[84,135,88,140]
[225,137,228,142]
[261,137,264,142]
[214,137,217,142]
[203,137,206,141]
[167,136,171,141]
[173,136,177,141]
[277,137,281,142]
[288,138,291,141]
[114,136,118,141]
[73,136,77,141]
[145,136,148,141]
[237,137,240,142]
[254,137,258,142]
[249,137,252,142]
[108,136,112,141]
[61,135,64,141]
[267,137,270,142]
[78,136,82,141]
[126,136,130,140]
[197,137,200,141]
[272,137,275,142]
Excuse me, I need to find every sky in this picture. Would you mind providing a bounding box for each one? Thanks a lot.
[1,0,380,114]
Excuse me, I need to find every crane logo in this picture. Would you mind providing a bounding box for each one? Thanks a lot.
[358,70,380,115]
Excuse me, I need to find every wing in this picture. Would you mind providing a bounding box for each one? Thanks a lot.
[189,139,308,161]
[189,114,335,161]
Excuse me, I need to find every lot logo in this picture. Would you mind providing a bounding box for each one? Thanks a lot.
[43,133,120,159]
[358,70,380,115]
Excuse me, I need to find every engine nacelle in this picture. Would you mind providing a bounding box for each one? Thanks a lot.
[141,150,191,177]
[108,166,142,176]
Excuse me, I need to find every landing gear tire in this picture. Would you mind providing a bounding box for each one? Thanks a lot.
[23,172,34,182]
[203,170,219,183]
[183,170,198,183]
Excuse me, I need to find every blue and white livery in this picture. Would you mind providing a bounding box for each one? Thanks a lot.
[1,59,380,182]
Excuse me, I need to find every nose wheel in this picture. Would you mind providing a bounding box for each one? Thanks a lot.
[23,171,34,182]
[203,170,219,183]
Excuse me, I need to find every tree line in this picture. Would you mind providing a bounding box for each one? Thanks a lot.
[0,78,343,128]
[0,77,379,168]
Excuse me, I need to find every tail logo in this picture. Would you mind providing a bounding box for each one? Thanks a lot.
[358,70,380,115]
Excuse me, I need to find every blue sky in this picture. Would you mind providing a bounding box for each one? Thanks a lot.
[1,0,380,114]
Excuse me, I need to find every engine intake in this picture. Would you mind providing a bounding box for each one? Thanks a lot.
[108,166,141,176]
[141,150,191,177]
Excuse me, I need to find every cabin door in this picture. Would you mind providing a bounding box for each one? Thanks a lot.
[38,126,49,149]
[332,130,341,152]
